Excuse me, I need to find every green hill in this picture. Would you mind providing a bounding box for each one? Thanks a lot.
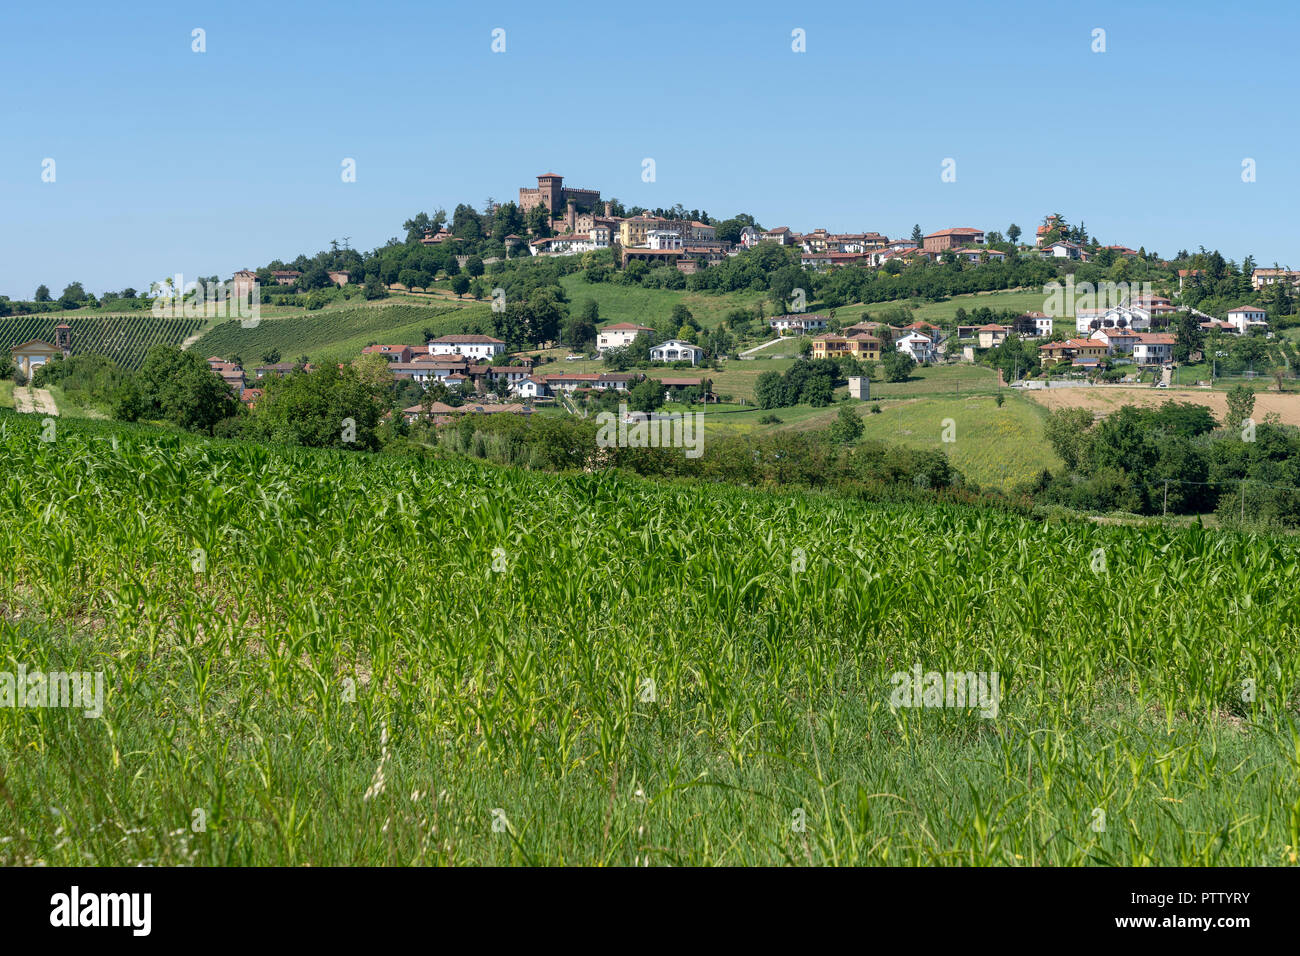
[192,303,491,364]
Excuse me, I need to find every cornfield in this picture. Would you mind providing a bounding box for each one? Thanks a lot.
[1,413,1297,865]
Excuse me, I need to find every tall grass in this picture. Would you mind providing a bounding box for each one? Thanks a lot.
[0,413,1297,865]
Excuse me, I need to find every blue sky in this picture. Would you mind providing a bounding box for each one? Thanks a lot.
[2,0,1296,297]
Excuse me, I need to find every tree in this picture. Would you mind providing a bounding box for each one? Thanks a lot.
[1043,407,1096,471]
[465,255,485,278]
[754,370,787,409]
[262,349,281,365]
[450,274,470,297]
[828,404,864,444]
[363,274,387,300]
[1226,385,1256,432]
[125,345,238,433]
[1007,224,1021,245]
[58,282,87,310]
[881,349,914,383]
[628,378,664,413]
[911,225,923,247]
[34,284,52,302]
[1171,312,1204,364]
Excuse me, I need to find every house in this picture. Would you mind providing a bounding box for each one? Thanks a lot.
[895,332,939,363]
[327,271,350,286]
[271,270,301,285]
[485,365,535,389]
[1250,268,1300,290]
[977,324,1010,349]
[427,334,506,359]
[769,315,828,334]
[593,373,638,391]
[951,247,1007,264]
[253,362,305,378]
[843,321,899,344]
[1226,306,1268,334]
[1014,312,1053,337]
[517,377,551,399]
[869,246,918,267]
[649,340,704,365]
[541,373,601,392]
[362,344,414,364]
[659,377,707,401]
[1131,333,1175,365]
[1105,246,1140,258]
[1039,338,1107,368]
[922,228,984,253]
[811,334,882,361]
[1042,240,1088,261]
[1090,328,1139,356]
[761,226,793,245]
[597,323,656,353]
[1035,215,1063,247]
[206,358,246,393]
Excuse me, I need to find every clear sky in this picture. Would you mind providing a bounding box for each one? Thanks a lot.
[2,0,1296,298]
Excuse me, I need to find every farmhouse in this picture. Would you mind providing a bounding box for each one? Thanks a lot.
[977,324,1010,349]
[362,344,414,363]
[9,325,71,378]
[427,334,506,359]
[895,332,939,363]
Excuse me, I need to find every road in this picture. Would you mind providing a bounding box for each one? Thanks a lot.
[13,387,59,416]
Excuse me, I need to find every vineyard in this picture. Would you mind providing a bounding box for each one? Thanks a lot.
[193,303,486,364]
[1,413,1298,865]
[0,316,204,371]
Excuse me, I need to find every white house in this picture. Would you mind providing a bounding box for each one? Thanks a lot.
[1018,312,1053,337]
[596,323,656,352]
[895,332,939,363]
[646,230,683,250]
[1226,306,1268,334]
[427,334,506,359]
[769,315,827,334]
[1043,240,1088,261]
[517,376,551,399]
[1131,333,1175,365]
[1076,304,1153,334]
[650,340,704,365]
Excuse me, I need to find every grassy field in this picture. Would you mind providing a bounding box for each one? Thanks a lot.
[1,412,1297,865]
[830,289,1049,327]
[192,303,490,365]
[560,276,766,329]
[0,381,12,410]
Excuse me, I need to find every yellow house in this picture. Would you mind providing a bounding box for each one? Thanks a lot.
[618,215,665,247]
[812,334,882,361]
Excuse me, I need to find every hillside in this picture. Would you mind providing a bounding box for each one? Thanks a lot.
[192,303,491,364]
[0,315,204,371]
[1,413,1296,865]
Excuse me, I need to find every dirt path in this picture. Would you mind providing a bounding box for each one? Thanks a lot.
[13,387,58,416]
[1022,385,1300,426]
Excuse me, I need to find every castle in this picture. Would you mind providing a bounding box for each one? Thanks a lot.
[518,173,602,217]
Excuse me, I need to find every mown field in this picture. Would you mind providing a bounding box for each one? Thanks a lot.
[559,276,766,328]
[1,413,1297,866]
[193,303,489,364]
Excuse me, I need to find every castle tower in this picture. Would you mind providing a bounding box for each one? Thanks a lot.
[537,173,563,212]
[54,323,72,356]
